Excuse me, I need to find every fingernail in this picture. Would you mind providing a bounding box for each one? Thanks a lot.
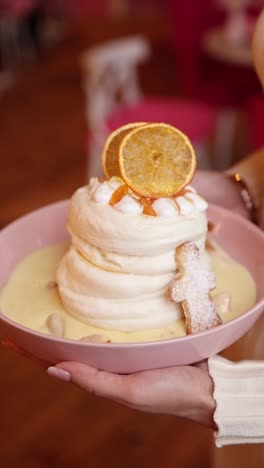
[47,366,71,382]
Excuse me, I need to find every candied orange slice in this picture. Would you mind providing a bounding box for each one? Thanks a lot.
[118,123,196,198]
[102,122,146,178]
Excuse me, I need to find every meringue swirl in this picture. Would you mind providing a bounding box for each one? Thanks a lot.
[89,176,208,216]
[57,177,209,332]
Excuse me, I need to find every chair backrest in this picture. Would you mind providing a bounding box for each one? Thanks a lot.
[81,35,150,137]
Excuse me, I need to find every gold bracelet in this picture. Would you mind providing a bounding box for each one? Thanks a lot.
[228,173,258,224]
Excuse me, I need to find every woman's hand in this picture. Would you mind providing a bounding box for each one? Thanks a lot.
[47,360,216,428]
[2,339,216,428]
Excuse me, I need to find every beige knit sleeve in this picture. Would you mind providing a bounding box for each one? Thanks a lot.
[208,355,264,448]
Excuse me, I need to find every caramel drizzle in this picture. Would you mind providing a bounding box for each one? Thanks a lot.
[109,185,128,206]
[108,184,194,216]
[140,197,157,216]
[109,184,157,215]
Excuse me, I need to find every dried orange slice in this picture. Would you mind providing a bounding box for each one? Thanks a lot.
[118,123,196,198]
[102,122,146,178]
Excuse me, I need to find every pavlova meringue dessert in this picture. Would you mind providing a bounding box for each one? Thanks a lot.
[0,123,256,342]
[57,177,209,332]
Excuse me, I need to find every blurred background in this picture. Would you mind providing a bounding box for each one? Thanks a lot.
[0,1,264,467]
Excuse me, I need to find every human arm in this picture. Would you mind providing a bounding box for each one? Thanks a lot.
[47,352,264,448]
[45,350,264,448]
[193,147,264,228]
[195,5,264,227]
[195,146,264,446]
[226,148,264,228]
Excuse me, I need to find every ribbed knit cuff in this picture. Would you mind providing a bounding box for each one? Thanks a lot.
[208,355,264,448]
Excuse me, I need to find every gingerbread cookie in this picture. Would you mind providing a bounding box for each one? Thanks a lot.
[168,242,222,334]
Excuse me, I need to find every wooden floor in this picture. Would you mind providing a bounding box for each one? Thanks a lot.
[1,12,216,467]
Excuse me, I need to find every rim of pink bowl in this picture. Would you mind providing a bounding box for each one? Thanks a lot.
[0,199,264,349]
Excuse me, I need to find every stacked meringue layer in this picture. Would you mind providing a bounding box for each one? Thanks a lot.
[57,177,209,332]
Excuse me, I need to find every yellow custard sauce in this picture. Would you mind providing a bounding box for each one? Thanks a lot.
[0,241,256,343]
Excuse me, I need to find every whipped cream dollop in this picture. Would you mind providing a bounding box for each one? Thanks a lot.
[57,176,209,332]
[88,176,207,217]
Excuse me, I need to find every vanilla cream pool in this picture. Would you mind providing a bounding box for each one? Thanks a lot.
[0,241,256,343]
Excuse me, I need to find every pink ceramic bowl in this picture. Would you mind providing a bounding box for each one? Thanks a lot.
[0,201,264,373]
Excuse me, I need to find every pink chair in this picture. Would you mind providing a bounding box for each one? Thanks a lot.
[81,36,217,177]
[108,97,215,143]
